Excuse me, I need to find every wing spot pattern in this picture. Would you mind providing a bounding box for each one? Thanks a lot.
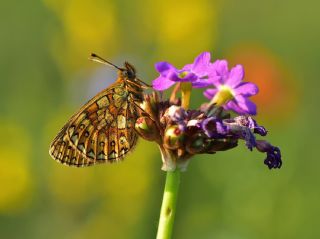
[49,76,144,166]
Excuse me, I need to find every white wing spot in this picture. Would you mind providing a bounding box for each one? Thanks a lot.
[117,115,126,129]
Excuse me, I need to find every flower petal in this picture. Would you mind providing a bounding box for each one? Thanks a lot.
[234,95,257,115]
[226,64,244,87]
[203,88,218,100]
[192,79,212,88]
[169,71,197,82]
[155,62,177,77]
[224,100,247,115]
[242,128,256,151]
[234,82,259,96]
[152,76,176,91]
[211,60,229,84]
[201,118,215,137]
[182,63,193,71]
[192,52,211,73]
[192,73,214,88]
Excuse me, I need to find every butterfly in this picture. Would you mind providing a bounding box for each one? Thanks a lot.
[49,53,150,167]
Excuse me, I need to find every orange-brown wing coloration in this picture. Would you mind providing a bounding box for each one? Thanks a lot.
[49,75,143,167]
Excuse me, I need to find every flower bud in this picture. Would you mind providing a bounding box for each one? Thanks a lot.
[206,138,238,153]
[185,133,208,154]
[163,125,185,150]
[256,140,282,169]
[135,117,159,142]
[140,92,160,120]
[255,140,272,153]
[167,105,187,122]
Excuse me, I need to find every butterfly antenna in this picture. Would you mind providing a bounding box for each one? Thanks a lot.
[89,53,124,71]
[136,78,152,87]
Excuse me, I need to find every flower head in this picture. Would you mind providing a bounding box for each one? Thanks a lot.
[152,52,214,91]
[204,60,259,115]
[147,51,282,171]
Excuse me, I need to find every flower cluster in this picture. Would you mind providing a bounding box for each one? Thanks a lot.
[136,52,282,171]
[153,52,258,115]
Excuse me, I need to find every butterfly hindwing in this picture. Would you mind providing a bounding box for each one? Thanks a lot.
[49,76,143,167]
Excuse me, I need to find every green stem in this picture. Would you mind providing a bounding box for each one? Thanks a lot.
[156,170,181,239]
[156,81,190,238]
[180,82,192,109]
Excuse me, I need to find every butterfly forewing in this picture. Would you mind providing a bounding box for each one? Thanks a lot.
[49,69,144,167]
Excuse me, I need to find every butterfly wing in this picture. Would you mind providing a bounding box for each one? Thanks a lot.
[49,79,141,167]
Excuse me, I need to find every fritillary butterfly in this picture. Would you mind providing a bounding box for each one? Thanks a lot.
[49,54,149,166]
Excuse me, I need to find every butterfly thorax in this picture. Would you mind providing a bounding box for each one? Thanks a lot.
[118,62,144,102]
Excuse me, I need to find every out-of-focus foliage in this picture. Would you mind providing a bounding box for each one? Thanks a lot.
[0,123,33,214]
[0,0,319,238]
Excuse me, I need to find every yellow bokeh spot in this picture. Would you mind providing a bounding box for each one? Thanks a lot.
[43,0,118,71]
[0,149,32,213]
[144,0,218,63]
[0,123,33,214]
[44,0,219,73]
[48,165,97,207]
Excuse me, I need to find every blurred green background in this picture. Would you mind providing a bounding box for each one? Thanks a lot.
[0,0,318,238]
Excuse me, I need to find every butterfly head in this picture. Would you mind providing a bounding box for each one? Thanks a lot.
[89,53,149,88]
[122,62,136,80]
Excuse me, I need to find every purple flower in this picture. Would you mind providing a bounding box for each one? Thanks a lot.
[152,52,214,91]
[204,60,259,115]
[201,117,229,138]
[233,116,267,136]
[256,140,282,169]
[222,117,256,150]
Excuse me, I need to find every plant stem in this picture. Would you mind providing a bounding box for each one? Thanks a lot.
[157,81,190,238]
[156,170,181,239]
[180,82,192,109]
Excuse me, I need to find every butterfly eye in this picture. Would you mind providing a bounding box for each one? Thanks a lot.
[125,70,135,79]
